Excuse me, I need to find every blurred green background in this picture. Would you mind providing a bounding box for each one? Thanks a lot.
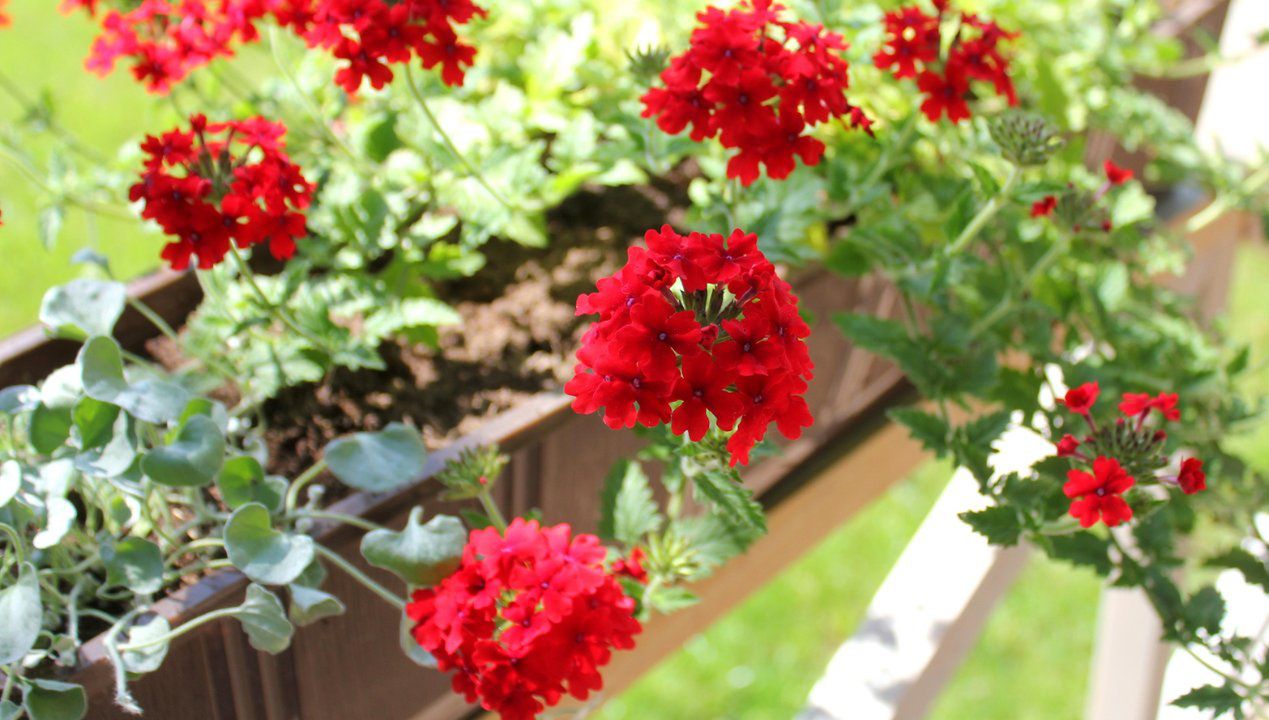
[1,1,1265,717]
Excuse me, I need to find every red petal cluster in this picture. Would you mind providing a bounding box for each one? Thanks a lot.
[1104,160,1134,186]
[406,520,641,720]
[566,225,814,467]
[77,0,274,93]
[874,2,1017,123]
[1064,456,1135,527]
[276,0,485,94]
[130,114,313,270]
[72,0,483,94]
[640,0,870,186]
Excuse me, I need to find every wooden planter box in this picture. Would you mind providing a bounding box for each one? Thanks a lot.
[0,259,908,719]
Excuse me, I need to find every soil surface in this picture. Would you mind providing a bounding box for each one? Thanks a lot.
[257,175,692,478]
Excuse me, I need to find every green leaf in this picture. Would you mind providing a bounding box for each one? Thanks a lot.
[1171,683,1243,716]
[0,385,39,415]
[288,585,346,626]
[120,616,170,674]
[399,613,436,668]
[645,586,699,614]
[102,537,164,595]
[691,470,766,537]
[0,462,20,508]
[1206,548,1269,593]
[889,408,950,455]
[959,506,1023,546]
[23,679,86,720]
[112,380,191,425]
[33,497,76,550]
[0,563,41,664]
[599,460,662,546]
[359,507,465,587]
[29,404,72,455]
[75,411,136,478]
[1,700,20,720]
[1048,532,1112,576]
[36,204,65,251]
[216,456,286,512]
[141,415,225,488]
[959,411,1012,448]
[233,584,294,654]
[72,397,119,450]
[1184,586,1226,635]
[39,279,126,340]
[324,423,427,493]
[78,336,128,401]
[225,503,314,586]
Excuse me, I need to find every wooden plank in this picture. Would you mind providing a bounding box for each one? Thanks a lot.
[1086,585,1172,720]
[799,474,1030,720]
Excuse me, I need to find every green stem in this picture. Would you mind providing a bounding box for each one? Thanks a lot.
[103,607,147,714]
[968,233,1068,338]
[403,64,515,213]
[163,536,225,563]
[0,524,25,565]
[314,544,406,610]
[0,144,134,222]
[478,489,509,533]
[1,662,18,707]
[0,68,108,164]
[226,244,333,356]
[945,164,1021,256]
[116,607,240,653]
[267,28,362,165]
[291,509,385,533]
[1185,164,1269,235]
[841,114,918,219]
[284,459,328,512]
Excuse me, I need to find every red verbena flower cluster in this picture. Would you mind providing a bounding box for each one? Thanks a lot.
[1054,381,1206,528]
[566,225,814,467]
[874,1,1017,123]
[70,0,484,94]
[640,0,871,186]
[75,0,273,93]
[131,114,313,270]
[406,519,641,720]
[275,0,485,94]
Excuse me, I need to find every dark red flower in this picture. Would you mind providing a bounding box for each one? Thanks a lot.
[1059,382,1099,416]
[132,115,312,270]
[408,519,641,720]
[1176,457,1206,495]
[612,547,649,582]
[1031,195,1058,218]
[1064,456,1135,528]
[1055,434,1080,457]
[1104,160,1133,186]
[569,225,814,466]
[1118,392,1179,421]
[641,0,867,185]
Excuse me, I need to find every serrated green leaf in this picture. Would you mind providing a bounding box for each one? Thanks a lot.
[225,503,314,586]
[960,505,1023,546]
[234,584,294,654]
[1047,532,1112,576]
[1170,683,1243,716]
[142,415,225,488]
[1206,547,1269,593]
[102,537,164,595]
[691,470,766,537]
[889,408,950,455]
[325,423,427,493]
[288,585,346,626]
[959,411,1012,448]
[23,678,86,720]
[120,616,170,674]
[359,507,465,587]
[599,460,662,546]
[645,586,699,614]
[40,279,125,340]
[1184,586,1226,635]
[0,563,41,664]
[216,456,285,511]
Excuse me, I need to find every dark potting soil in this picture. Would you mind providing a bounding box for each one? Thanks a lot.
[258,176,692,480]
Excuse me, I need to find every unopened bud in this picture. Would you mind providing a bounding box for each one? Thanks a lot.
[989,111,1064,167]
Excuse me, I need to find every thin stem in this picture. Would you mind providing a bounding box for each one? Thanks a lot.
[1185,164,1269,235]
[1,662,18,707]
[315,544,406,610]
[284,459,328,513]
[128,297,239,382]
[0,68,108,164]
[403,63,515,213]
[968,233,1068,338]
[163,537,225,563]
[1179,643,1256,691]
[103,607,147,714]
[945,164,1021,256]
[0,524,25,565]
[116,607,240,653]
[478,489,509,533]
[226,244,333,355]
[0,144,134,222]
[291,509,385,533]
[267,28,361,164]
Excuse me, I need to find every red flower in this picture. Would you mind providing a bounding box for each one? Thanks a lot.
[1059,382,1099,416]
[1176,457,1206,494]
[1104,160,1133,186]
[408,519,641,720]
[131,115,313,270]
[612,547,649,582]
[1055,434,1080,457]
[1064,456,1135,528]
[876,3,1017,124]
[569,225,814,466]
[641,0,867,185]
[1031,195,1058,218]
[1118,392,1180,421]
